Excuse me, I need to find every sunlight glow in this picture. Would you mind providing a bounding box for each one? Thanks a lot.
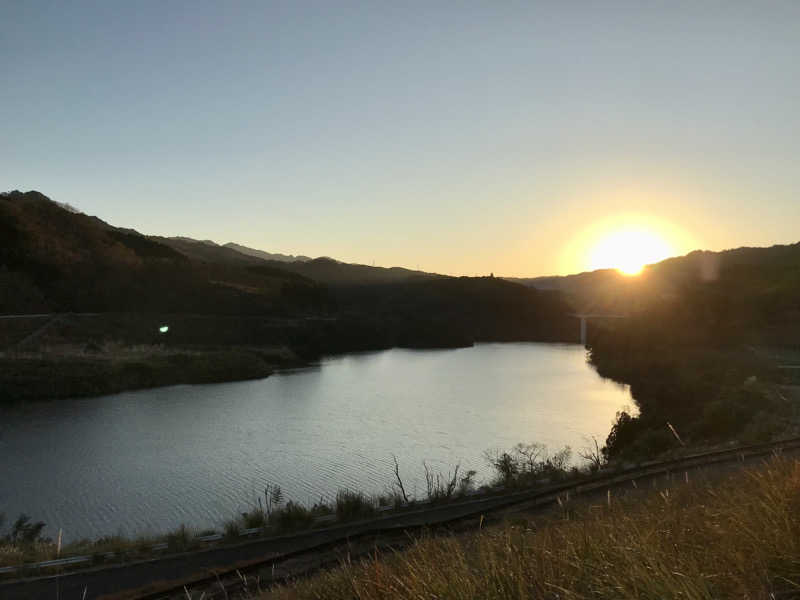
[588,228,675,275]
[558,213,692,276]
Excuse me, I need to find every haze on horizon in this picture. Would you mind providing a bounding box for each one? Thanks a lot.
[3,1,799,277]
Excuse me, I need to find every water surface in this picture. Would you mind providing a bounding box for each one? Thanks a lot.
[0,343,632,540]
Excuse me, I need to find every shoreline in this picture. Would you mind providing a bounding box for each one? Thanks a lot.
[0,345,295,403]
[0,336,581,403]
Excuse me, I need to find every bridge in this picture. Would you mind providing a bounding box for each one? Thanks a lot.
[570,313,627,346]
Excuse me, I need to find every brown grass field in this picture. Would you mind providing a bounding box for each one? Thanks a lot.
[263,455,800,600]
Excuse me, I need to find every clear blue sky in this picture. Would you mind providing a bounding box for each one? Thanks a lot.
[3,1,799,275]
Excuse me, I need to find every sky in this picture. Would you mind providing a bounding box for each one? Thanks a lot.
[2,1,799,276]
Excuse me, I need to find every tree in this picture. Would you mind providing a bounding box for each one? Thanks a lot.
[484,449,519,485]
[4,514,46,545]
[514,442,546,473]
[392,455,410,503]
[578,436,605,472]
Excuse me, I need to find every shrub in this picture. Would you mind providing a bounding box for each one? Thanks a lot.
[223,519,242,540]
[513,443,546,473]
[270,502,314,532]
[740,410,786,443]
[627,426,678,458]
[486,443,575,487]
[380,491,407,508]
[547,446,572,472]
[423,462,462,502]
[241,508,267,529]
[483,450,518,486]
[457,470,477,496]
[165,524,192,552]
[335,490,376,521]
[310,502,334,517]
[603,410,643,460]
[2,514,47,545]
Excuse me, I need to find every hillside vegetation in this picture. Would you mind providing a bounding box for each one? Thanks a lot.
[0,191,327,315]
[513,242,800,322]
[579,245,800,458]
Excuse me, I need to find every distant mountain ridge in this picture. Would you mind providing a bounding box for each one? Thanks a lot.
[507,241,800,314]
[150,235,436,285]
[223,242,311,263]
[151,236,268,267]
[160,238,313,264]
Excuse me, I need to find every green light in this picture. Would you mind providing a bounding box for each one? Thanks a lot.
[159,325,169,333]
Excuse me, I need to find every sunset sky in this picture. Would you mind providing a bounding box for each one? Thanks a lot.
[3,2,799,276]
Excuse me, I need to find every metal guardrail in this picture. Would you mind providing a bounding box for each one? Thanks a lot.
[3,435,800,579]
[0,508,400,575]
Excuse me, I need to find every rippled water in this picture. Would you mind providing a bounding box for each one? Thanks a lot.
[0,343,632,541]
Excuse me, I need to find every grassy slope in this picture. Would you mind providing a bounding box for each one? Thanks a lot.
[266,455,800,599]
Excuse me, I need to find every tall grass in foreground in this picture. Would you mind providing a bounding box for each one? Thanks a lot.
[265,456,800,599]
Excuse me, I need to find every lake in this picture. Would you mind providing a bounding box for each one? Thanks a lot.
[0,343,632,541]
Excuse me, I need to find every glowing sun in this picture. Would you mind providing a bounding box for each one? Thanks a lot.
[587,228,674,275]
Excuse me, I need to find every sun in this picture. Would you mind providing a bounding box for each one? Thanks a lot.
[559,214,692,276]
[587,227,675,276]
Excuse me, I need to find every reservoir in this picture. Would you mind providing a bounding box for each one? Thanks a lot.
[0,343,632,541]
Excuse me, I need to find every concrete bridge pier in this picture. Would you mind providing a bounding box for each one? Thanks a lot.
[570,313,628,347]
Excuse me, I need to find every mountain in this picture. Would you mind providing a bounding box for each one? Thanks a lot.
[261,256,437,286]
[223,242,311,263]
[223,242,437,285]
[0,191,577,354]
[0,190,326,315]
[152,236,267,267]
[509,242,800,326]
[150,237,435,286]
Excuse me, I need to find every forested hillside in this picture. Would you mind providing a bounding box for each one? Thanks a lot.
[581,243,800,458]
[0,191,327,315]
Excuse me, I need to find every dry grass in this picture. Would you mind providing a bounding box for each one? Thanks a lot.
[0,529,176,569]
[265,455,800,600]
